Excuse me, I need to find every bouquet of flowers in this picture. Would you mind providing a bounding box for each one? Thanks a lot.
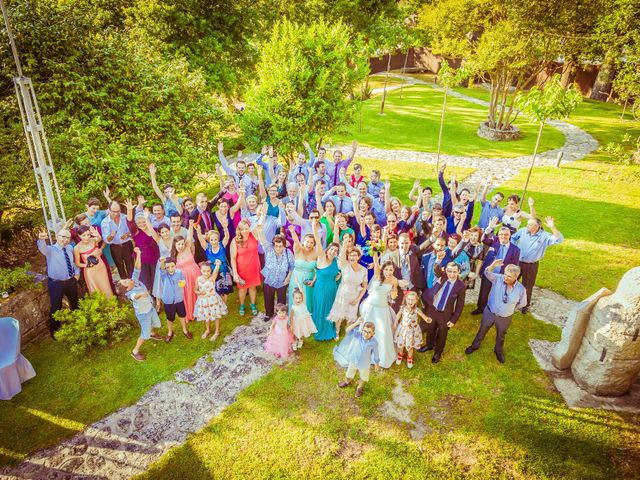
[362,239,386,257]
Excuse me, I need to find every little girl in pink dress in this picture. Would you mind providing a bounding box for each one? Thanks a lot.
[264,303,294,359]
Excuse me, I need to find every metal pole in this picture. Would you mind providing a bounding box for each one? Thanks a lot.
[0,0,22,76]
[1,0,66,236]
[521,121,545,204]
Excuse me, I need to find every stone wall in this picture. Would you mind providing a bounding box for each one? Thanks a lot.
[0,280,50,348]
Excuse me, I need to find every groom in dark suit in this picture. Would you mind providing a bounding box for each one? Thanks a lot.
[472,226,520,315]
[419,262,466,363]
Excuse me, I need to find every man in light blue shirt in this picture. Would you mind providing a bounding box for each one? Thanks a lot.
[287,141,315,183]
[321,140,358,187]
[101,201,134,279]
[288,209,327,248]
[465,259,527,363]
[512,216,563,313]
[322,183,355,216]
[37,229,80,336]
[255,146,285,186]
[218,140,255,196]
[477,185,505,229]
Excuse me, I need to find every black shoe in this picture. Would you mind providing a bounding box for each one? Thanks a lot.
[418,345,434,353]
[521,306,530,314]
[495,351,505,363]
[464,346,477,355]
[471,308,483,316]
[431,353,441,364]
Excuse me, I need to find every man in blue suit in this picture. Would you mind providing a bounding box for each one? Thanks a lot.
[419,262,466,363]
[471,226,520,315]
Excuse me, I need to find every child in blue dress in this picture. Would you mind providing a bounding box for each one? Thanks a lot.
[337,319,380,398]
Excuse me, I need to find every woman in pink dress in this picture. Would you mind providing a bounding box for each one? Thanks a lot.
[73,225,114,298]
[229,220,261,316]
[172,221,200,321]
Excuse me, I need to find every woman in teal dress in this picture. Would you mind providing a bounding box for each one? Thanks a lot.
[311,225,340,341]
[287,226,318,314]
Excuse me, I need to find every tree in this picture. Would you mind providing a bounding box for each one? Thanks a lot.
[420,0,599,135]
[0,0,228,224]
[515,75,582,201]
[239,20,368,158]
[588,0,640,101]
[434,61,470,171]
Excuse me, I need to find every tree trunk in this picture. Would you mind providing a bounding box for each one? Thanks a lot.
[521,121,545,204]
[379,53,392,115]
[399,49,410,99]
[590,53,616,101]
[435,89,448,172]
[560,59,577,88]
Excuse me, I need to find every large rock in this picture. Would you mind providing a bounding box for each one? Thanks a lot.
[552,288,611,369]
[571,267,640,396]
[0,280,49,347]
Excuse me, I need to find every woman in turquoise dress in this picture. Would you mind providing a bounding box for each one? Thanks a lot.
[311,225,340,341]
[287,226,318,314]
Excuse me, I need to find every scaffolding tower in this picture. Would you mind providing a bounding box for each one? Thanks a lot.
[1,0,66,240]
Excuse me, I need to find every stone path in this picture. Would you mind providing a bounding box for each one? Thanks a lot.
[2,74,589,480]
[0,316,276,480]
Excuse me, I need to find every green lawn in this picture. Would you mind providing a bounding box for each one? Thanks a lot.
[136,308,640,480]
[331,85,566,157]
[367,74,408,91]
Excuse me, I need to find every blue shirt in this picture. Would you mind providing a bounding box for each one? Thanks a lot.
[290,211,327,248]
[37,240,80,281]
[255,154,285,186]
[322,193,354,214]
[150,215,170,230]
[218,151,256,196]
[346,329,380,369]
[512,228,564,263]
[85,210,107,227]
[421,251,453,288]
[163,197,182,217]
[367,181,384,198]
[485,270,527,317]
[159,268,185,305]
[100,215,131,245]
[205,245,229,274]
[323,155,355,187]
[260,242,295,288]
[126,268,154,315]
[478,201,505,229]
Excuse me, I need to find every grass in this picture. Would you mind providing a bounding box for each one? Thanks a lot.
[0,298,249,467]
[331,85,566,157]
[366,74,408,91]
[0,162,471,468]
[135,308,640,480]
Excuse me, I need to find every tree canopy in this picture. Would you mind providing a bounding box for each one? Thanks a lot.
[239,20,368,157]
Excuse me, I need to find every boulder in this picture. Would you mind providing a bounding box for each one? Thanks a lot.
[571,267,640,396]
[552,288,611,369]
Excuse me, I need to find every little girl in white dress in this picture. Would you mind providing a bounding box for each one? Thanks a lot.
[290,280,317,350]
[194,261,228,342]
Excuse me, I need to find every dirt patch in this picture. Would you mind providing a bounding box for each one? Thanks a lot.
[337,438,369,461]
[451,442,478,472]
[379,378,429,442]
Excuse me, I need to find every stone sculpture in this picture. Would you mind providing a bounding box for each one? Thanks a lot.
[552,266,640,396]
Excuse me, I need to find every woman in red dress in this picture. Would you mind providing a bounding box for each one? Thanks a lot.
[229,220,261,316]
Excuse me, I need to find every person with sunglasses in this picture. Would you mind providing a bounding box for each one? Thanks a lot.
[465,259,527,363]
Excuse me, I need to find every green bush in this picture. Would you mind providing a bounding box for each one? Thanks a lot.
[53,292,136,355]
[0,263,41,293]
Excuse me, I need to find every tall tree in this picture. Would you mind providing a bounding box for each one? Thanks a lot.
[239,20,368,158]
[419,0,600,134]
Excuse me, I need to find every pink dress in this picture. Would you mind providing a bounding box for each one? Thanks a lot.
[264,315,294,359]
[176,249,201,320]
[223,191,241,227]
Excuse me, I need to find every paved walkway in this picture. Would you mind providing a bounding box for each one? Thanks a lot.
[1,76,586,480]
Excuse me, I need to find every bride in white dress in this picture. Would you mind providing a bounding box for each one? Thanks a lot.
[334,251,405,369]
[327,242,368,341]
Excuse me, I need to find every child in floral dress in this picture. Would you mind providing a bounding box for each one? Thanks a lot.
[194,260,228,342]
[394,291,429,368]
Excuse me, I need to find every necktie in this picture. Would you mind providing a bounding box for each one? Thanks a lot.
[203,211,211,231]
[428,257,435,287]
[437,281,451,311]
[63,248,74,278]
[339,198,344,213]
